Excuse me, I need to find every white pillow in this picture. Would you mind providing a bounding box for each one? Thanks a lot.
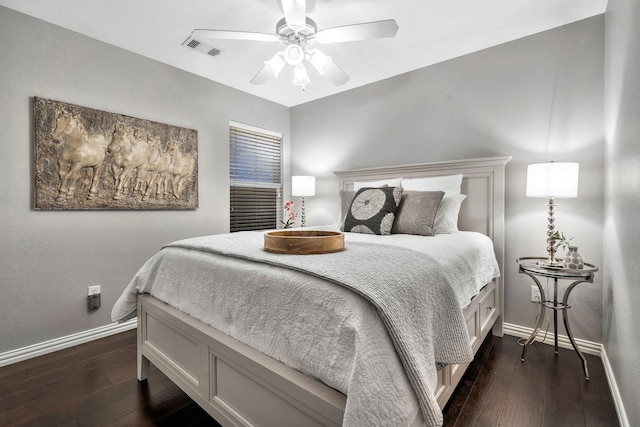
[434,194,467,234]
[353,177,402,191]
[400,174,463,194]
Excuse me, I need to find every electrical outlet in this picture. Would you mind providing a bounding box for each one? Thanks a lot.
[87,294,101,310]
[530,285,541,303]
[87,286,101,310]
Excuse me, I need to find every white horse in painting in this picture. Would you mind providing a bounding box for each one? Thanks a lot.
[136,135,173,201]
[51,109,108,202]
[167,140,196,199]
[107,124,150,200]
[132,134,161,199]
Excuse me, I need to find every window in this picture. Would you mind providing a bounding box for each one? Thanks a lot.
[229,122,282,232]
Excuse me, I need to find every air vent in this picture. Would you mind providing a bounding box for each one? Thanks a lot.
[186,39,201,49]
[181,36,221,57]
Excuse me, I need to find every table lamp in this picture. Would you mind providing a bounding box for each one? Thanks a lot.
[292,175,315,227]
[526,162,579,267]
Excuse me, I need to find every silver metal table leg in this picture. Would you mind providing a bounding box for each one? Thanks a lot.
[562,279,590,380]
[520,273,547,361]
[553,277,559,354]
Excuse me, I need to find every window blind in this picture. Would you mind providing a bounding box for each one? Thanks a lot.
[229,123,282,232]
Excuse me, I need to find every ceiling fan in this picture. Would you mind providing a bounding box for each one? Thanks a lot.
[189,0,399,90]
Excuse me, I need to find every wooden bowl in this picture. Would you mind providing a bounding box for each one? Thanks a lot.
[264,230,344,255]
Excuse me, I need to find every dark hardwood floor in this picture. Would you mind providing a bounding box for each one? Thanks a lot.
[443,333,619,427]
[0,330,619,426]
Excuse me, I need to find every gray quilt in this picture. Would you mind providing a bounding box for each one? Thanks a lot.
[167,231,474,426]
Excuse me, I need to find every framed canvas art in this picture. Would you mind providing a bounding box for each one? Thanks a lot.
[34,97,198,209]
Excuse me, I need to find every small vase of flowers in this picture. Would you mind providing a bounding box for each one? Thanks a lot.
[547,231,583,268]
[280,201,298,229]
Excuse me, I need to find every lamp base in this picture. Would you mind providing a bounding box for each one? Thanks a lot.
[540,196,562,268]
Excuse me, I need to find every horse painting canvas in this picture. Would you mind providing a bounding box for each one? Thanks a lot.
[34,97,198,209]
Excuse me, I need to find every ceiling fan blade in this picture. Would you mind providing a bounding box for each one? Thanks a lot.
[250,65,275,85]
[316,19,399,44]
[192,29,278,42]
[282,0,306,30]
[324,62,350,86]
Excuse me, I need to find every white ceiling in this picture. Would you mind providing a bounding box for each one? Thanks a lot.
[0,0,607,107]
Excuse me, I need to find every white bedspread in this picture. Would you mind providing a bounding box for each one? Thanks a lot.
[112,227,499,427]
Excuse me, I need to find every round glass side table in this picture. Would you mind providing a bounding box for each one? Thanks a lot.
[516,257,598,380]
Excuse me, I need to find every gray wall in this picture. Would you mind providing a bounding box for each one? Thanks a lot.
[0,7,290,353]
[604,0,640,423]
[0,5,609,359]
[292,16,605,343]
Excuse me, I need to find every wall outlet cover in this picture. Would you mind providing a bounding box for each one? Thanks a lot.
[531,285,541,303]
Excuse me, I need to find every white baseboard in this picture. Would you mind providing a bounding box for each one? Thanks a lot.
[503,322,601,356]
[600,346,630,427]
[0,319,136,368]
[504,322,628,427]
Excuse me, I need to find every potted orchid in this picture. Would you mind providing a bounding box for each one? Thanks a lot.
[280,201,298,229]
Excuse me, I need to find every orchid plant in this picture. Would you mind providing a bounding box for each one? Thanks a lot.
[280,201,298,229]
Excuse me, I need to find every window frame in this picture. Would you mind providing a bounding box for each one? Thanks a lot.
[229,121,283,232]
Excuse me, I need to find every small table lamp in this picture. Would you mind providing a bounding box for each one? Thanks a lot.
[292,175,315,227]
[526,162,579,267]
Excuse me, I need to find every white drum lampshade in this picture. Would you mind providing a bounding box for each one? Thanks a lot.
[526,162,579,198]
[292,175,315,197]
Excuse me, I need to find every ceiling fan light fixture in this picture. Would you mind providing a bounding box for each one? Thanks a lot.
[292,63,310,89]
[284,44,305,66]
[189,2,398,90]
[264,52,286,78]
[307,49,332,75]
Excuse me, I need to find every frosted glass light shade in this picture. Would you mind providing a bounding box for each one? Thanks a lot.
[284,44,304,66]
[292,175,315,196]
[526,162,579,198]
[307,49,332,75]
[265,52,286,78]
[292,64,310,87]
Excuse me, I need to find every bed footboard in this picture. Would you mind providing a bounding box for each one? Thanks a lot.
[137,279,498,426]
[137,294,346,427]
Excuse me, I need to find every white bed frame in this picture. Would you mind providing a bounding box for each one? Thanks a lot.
[137,156,511,427]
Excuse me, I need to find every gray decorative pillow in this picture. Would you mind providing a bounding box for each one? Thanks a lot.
[392,191,445,236]
[339,190,356,231]
[343,187,403,235]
